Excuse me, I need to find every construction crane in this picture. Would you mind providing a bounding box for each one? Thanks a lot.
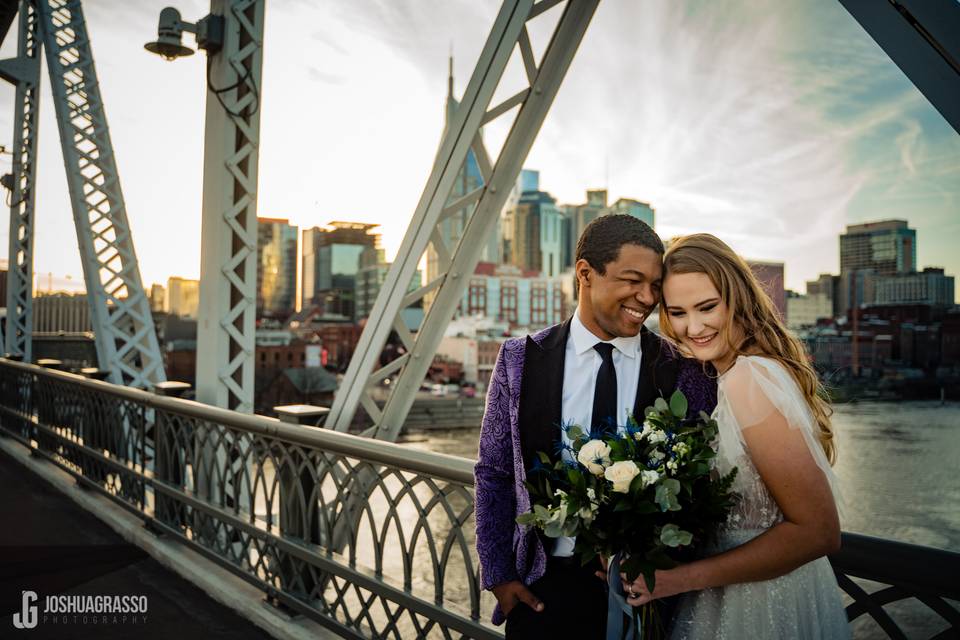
[0,0,165,388]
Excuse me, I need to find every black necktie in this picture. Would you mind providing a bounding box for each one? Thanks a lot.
[592,342,618,436]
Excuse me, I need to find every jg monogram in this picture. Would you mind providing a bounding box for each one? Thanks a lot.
[13,590,38,629]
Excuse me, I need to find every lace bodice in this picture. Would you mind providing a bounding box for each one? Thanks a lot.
[711,356,840,532]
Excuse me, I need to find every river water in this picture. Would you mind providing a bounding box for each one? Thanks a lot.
[402,400,960,637]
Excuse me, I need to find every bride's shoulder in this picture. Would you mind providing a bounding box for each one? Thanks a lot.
[718,355,793,396]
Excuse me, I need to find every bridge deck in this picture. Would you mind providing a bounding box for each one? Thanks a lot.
[0,448,275,639]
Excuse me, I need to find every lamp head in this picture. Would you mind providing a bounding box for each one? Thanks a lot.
[144,7,195,60]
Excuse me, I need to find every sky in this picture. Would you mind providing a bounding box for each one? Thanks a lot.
[0,0,957,299]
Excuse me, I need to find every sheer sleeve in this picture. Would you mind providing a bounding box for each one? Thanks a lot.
[720,357,843,512]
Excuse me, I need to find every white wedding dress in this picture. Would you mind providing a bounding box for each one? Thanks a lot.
[669,356,850,640]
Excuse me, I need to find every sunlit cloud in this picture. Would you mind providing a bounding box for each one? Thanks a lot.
[0,0,955,298]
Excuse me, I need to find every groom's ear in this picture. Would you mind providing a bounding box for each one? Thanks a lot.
[575,258,592,289]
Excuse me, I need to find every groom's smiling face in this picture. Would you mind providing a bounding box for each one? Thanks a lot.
[577,243,663,340]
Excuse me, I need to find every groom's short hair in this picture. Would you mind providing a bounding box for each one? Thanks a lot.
[576,214,664,275]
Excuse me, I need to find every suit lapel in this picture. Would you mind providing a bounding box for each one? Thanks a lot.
[518,319,570,470]
[633,327,678,422]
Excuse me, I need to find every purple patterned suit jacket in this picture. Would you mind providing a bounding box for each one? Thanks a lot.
[474,318,717,625]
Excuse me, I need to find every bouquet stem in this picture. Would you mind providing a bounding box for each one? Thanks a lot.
[634,603,664,640]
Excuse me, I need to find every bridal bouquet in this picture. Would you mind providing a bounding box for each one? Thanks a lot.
[517,389,738,595]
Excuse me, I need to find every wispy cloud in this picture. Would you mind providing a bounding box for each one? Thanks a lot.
[0,0,955,298]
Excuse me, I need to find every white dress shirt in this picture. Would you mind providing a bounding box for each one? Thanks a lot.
[553,307,643,557]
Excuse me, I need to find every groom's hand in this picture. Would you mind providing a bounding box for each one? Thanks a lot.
[492,581,544,617]
[594,554,609,581]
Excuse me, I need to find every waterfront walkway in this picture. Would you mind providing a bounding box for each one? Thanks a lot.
[0,446,274,639]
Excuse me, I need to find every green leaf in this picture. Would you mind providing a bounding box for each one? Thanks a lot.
[621,554,654,585]
[538,451,552,465]
[655,479,681,512]
[516,513,538,526]
[567,425,583,442]
[660,524,693,547]
[654,397,669,414]
[669,390,688,418]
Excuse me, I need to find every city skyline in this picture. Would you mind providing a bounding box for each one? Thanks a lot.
[0,0,957,300]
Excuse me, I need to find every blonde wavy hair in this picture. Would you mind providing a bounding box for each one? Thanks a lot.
[659,234,836,464]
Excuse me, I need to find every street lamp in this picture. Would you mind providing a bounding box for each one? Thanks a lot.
[144,7,224,60]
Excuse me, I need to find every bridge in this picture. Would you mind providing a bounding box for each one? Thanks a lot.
[2,358,959,638]
[1,0,959,637]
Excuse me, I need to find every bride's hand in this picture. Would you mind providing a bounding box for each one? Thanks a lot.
[621,567,687,606]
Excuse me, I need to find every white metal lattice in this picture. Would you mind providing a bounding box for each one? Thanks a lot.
[36,0,165,387]
[195,0,264,415]
[326,0,599,440]
[1,0,41,361]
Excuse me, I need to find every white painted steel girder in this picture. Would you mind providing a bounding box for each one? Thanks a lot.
[1,0,41,361]
[196,0,264,415]
[36,0,165,387]
[325,0,599,439]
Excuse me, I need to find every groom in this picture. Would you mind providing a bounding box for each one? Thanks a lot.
[475,214,717,638]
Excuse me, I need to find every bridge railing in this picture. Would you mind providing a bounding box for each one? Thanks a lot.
[0,358,497,639]
[0,358,957,639]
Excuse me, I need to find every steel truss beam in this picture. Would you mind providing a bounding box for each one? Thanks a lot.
[326,0,599,439]
[35,0,165,387]
[0,0,41,361]
[196,0,264,415]
[839,0,960,135]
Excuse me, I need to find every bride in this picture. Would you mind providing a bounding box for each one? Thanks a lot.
[620,233,850,639]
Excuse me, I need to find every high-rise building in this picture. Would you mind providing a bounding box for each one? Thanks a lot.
[840,220,916,275]
[606,198,655,228]
[558,204,576,272]
[302,221,380,319]
[806,273,840,319]
[506,190,564,277]
[166,276,200,318]
[426,58,489,309]
[149,283,166,312]
[354,246,423,322]
[569,189,608,250]
[839,220,916,317]
[257,217,298,320]
[875,268,954,306]
[501,169,540,265]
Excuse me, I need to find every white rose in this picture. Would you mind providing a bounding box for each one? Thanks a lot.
[640,469,660,488]
[650,449,665,461]
[577,440,612,475]
[604,461,641,493]
[648,430,667,445]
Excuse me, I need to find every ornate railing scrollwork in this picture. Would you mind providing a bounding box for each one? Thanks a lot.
[0,358,497,639]
[2,358,958,639]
